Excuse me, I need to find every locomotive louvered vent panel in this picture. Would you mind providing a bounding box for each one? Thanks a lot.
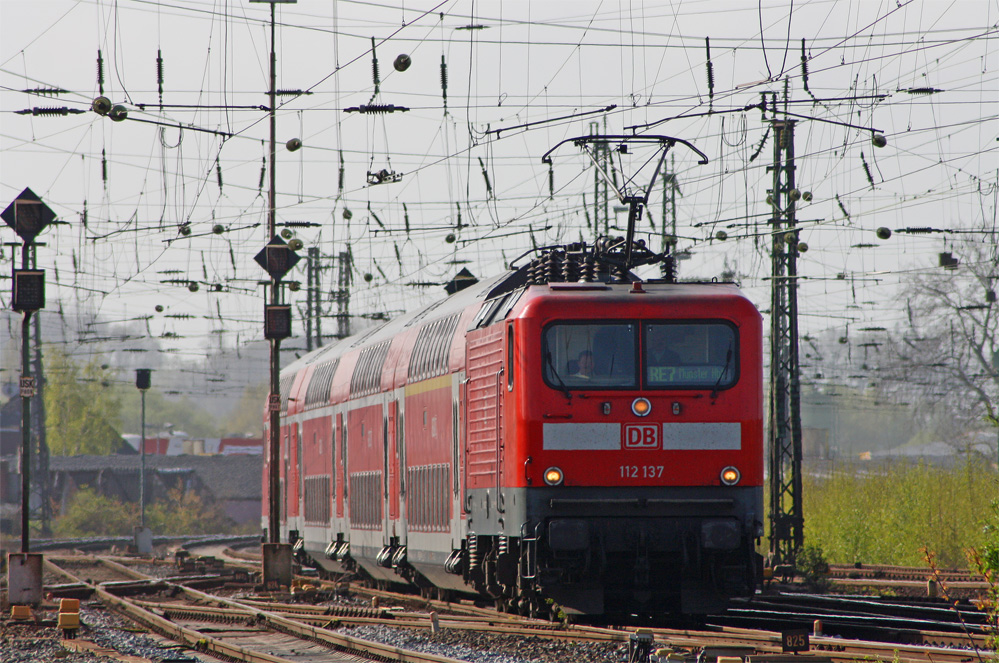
[465,327,505,489]
[406,464,450,531]
[303,475,331,524]
[350,341,391,397]
[279,375,295,412]
[408,313,460,382]
[305,359,340,407]
[349,471,382,528]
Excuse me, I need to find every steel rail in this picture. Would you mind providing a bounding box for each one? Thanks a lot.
[94,558,472,663]
[57,555,987,663]
[45,559,299,663]
[828,563,982,582]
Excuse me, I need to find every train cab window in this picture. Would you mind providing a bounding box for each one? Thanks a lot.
[644,322,738,390]
[543,322,637,389]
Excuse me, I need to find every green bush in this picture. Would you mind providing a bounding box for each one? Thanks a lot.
[52,486,238,537]
[53,487,136,537]
[800,460,994,567]
[145,488,234,535]
[796,544,831,591]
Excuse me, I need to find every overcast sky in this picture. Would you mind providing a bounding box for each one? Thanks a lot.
[1,1,996,388]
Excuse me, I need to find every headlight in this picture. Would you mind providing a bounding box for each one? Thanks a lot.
[631,398,651,417]
[720,466,741,486]
[544,467,564,486]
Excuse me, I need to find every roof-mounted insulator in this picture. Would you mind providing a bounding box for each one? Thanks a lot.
[97,50,105,95]
[369,37,381,104]
[749,125,770,162]
[440,54,448,112]
[21,87,68,96]
[835,193,850,220]
[860,152,874,188]
[800,38,815,100]
[478,156,493,198]
[705,37,714,112]
[344,104,410,114]
[337,150,345,195]
[15,107,85,116]
[157,49,164,106]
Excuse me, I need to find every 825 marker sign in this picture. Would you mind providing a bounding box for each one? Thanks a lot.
[781,629,809,653]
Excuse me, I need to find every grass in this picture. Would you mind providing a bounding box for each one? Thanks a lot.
[798,460,995,568]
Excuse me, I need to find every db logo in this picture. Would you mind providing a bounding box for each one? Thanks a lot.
[623,424,659,449]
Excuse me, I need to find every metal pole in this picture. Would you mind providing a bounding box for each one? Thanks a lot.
[267,0,282,545]
[32,252,50,535]
[306,247,314,352]
[19,242,31,553]
[140,389,146,528]
[767,94,804,571]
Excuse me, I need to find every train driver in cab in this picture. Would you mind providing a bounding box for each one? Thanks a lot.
[648,328,682,367]
[570,349,595,379]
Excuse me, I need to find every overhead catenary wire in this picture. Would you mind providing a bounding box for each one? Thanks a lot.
[1,0,995,388]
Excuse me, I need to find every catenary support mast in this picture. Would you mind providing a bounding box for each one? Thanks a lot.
[767,89,805,571]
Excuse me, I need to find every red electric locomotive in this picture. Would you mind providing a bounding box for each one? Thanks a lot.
[265,136,764,617]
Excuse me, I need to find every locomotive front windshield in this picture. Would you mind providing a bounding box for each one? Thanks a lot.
[644,322,737,389]
[543,322,638,388]
[543,321,737,390]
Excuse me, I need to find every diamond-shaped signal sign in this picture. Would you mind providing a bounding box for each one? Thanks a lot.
[254,235,301,281]
[1,188,56,244]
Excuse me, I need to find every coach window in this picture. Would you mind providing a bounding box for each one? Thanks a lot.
[643,321,738,389]
[542,322,637,389]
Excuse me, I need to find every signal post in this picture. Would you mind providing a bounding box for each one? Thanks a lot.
[2,187,55,605]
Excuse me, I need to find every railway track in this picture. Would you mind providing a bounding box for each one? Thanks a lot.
[20,553,990,663]
[828,564,979,581]
[829,564,989,596]
[295,573,989,663]
[45,556,472,663]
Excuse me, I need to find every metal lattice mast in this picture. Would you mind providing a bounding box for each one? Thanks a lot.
[767,105,804,571]
[590,121,611,236]
[335,249,352,339]
[305,247,315,351]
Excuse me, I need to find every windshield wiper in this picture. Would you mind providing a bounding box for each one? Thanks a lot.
[710,344,733,400]
[545,351,572,401]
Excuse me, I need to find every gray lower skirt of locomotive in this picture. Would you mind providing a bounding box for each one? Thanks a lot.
[469,484,763,614]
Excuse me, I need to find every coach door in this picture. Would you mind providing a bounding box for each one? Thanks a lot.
[451,373,464,546]
[387,400,401,523]
[335,413,345,519]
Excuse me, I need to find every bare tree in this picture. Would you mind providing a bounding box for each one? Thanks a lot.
[878,238,998,452]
